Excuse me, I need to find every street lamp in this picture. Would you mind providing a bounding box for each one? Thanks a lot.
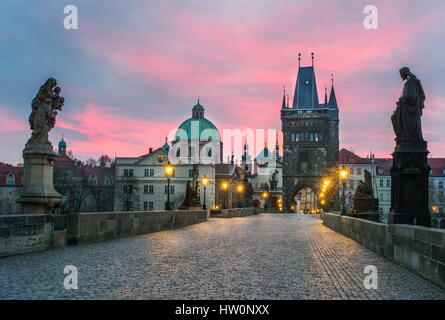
[340,165,348,216]
[222,181,229,209]
[201,175,208,209]
[164,161,174,210]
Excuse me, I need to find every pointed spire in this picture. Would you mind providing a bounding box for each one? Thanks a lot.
[282,86,286,109]
[329,73,338,108]
[286,94,289,108]
[311,52,314,67]
[298,53,301,68]
[324,85,328,105]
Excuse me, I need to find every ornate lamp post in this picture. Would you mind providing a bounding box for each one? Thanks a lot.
[201,175,208,209]
[340,165,348,216]
[164,161,174,210]
[222,181,229,209]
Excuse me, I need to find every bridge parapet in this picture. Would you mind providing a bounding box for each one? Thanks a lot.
[322,212,445,289]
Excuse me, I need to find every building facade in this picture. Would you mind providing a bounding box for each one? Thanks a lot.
[114,101,220,211]
[0,163,23,214]
[281,57,339,212]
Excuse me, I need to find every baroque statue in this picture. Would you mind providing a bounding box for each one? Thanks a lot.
[391,67,426,147]
[26,78,65,150]
[389,67,430,227]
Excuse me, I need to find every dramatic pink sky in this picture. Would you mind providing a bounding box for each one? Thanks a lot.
[1,0,445,164]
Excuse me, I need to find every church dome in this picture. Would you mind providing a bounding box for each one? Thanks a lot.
[175,100,221,142]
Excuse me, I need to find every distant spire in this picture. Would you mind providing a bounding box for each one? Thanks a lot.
[329,73,338,108]
[282,86,286,109]
[298,53,301,68]
[324,85,328,105]
[197,97,200,104]
[286,94,289,108]
[311,52,314,67]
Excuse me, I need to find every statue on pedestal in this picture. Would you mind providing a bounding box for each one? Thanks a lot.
[389,67,431,226]
[17,78,64,213]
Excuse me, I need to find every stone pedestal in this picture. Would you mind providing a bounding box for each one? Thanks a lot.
[17,147,63,214]
[389,142,431,227]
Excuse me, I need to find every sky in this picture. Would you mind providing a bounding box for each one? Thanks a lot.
[1,0,445,165]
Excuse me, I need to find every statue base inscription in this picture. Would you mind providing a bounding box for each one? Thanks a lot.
[389,142,431,227]
[17,148,63,214]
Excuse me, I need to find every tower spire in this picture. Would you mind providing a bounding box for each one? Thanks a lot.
[282,86,286,109]
[311,52,314,67]
[298,53,301,68]
[324,85,328,105]
[329,73,338,108]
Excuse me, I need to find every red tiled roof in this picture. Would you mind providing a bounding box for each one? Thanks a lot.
[427,158,445,177]
[374,158,392,176]
[0,163,24,185]
[339,149,373,164]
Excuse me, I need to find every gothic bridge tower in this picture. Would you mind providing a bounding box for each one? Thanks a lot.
[280,53,339,212]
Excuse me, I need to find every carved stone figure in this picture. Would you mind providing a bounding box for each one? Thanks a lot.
[17,78,64,213]
[354,170,373,199]
[391,67,426,147]
[26,78,64,151]
[389,67,430,227]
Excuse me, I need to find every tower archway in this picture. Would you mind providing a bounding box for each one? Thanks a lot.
[293,186,318,214]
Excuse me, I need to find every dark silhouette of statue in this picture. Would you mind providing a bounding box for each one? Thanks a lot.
[391,67,426,146]
[389,67,431,227]
[353,170,374,213]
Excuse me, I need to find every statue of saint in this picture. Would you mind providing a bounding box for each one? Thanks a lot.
[27,78,64,148]
[391,67,426,146]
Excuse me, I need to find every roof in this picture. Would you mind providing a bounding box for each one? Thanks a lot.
[329,84,338,109]
[292,66,319,109]
[374,158,392,176]
[175,117,220,141]
[192,102,204,110]
[339,149,373,164]
[0,163,23,185]
[215,164,236,176]
[427,158,445,177]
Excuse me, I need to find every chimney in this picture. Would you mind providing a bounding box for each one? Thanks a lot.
[149,147,153,154]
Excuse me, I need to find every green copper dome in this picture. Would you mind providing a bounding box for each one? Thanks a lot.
[175,101,220,141]
[175,117,220,141]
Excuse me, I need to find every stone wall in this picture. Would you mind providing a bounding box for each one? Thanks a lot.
[0,214,66,258]
[322,212,445,289]
[67,210,207,245]
[210,207,255,218]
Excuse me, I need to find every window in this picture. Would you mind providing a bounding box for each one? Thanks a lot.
[379,193,383,201]
[149,185,154,194]
[143,201,148,211]
[124,185,133,194]
[356,168,362,176]
[6,174,15,185]
[189,170,193,178]
[295,133,300,142]
[310,133,314,142]
[149,201,154,210]
[165,185,168,194]
[314,133,319,142]
[379,179,383,187]
[291,133,295,142]
[170,186,175,194]
[150,169,154,176]
[144,185,148,194]
[386,179,391,187]
[129,169,134,177]
[144,169,149,177]
[124,169,128,177]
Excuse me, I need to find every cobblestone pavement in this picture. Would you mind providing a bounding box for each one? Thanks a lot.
[1,214,445,300]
